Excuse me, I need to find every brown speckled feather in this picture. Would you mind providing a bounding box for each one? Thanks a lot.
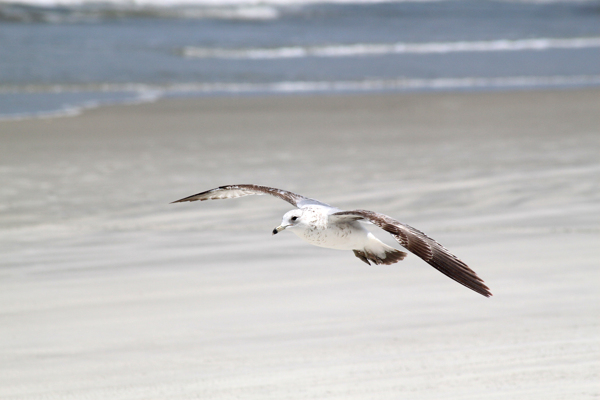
[333,209,492,297]
[171,184,330,208]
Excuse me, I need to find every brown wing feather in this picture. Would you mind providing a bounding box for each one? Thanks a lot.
[171,184,329,208]
[333,209,492,297]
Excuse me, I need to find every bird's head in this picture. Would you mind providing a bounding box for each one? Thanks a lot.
[272,209,303,235]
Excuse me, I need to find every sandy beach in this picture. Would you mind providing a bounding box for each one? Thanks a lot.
[1,89,599,399]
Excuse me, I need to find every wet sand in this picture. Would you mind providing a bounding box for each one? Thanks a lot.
[1,89,599,399]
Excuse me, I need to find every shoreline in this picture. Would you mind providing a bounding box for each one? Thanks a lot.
[2,77,600,122]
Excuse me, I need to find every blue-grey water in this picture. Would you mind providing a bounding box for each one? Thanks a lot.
[1,0,599,119]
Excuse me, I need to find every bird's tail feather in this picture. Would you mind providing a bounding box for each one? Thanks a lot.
[353,238,407,266]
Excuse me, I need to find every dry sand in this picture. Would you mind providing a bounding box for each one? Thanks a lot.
[0,89,599,399]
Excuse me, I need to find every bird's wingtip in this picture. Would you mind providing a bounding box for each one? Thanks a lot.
[479,286,493,298]
[170,198,188,204]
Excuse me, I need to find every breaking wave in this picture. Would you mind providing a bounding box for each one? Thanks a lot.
[182,37,600,59]
[2,0,597,23]
[3,75,600,95]
[1,75,598,95]
[0,2,283,22]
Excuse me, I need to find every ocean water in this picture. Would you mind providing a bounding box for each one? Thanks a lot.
[1,0,599,119]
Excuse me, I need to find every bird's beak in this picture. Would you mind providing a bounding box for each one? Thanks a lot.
[272,224,289,235]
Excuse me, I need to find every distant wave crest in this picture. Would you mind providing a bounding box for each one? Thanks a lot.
[0,2,282,22]
[2,0,596,23]
[182,37,600,59]
[3,75,599,95]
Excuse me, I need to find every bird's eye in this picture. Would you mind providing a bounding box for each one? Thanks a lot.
[291,216,298,221]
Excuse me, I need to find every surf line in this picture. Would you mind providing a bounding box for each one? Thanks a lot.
[183,37,600,59]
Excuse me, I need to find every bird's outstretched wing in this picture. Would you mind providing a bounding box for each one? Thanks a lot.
[331,209,492,297]
[171,184,330,209]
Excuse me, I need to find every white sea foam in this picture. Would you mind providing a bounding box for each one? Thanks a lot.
[1,0,592,5]
[0,1,284,21]
[0,89,161,121]
[2,75,599,96]
[157,75,600,93]
[182,37,600,59]
[1,0,594,22]
[0,0,462,6]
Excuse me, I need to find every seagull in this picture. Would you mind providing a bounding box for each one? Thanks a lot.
[172,184,491,297]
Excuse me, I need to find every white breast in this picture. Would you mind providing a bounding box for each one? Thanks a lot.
[292,207,370,250]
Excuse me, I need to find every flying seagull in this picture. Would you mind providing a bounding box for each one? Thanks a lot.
[172,184,492,297]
